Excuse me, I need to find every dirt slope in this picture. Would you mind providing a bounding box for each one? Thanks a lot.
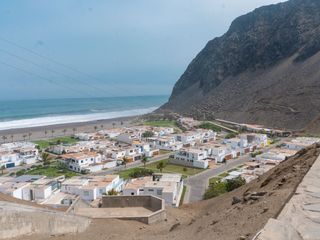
[13,143,320,240]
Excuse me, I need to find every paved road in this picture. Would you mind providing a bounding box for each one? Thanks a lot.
[184,143,282,203]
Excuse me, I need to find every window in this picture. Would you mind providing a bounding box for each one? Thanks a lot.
[157,190,162,195]
[131,192,134,195]
[148,189,154,192]
[83,191,89,196]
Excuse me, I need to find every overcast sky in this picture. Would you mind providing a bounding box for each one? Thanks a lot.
[0,0,286,100]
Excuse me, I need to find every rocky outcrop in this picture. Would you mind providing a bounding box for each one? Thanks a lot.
[161,0,320,131]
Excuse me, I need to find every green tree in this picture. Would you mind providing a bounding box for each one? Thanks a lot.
[94,126,98,131]
[122,156,129,168]
[41,152,52,166]
[142,131,154,138]
[51,129,55,137]
[141,156,148,168]
[62,129,67,136]
[2,136,7,143]
[225,177,246,192]
[156,161,166,173]
[107,189,118,196]
[28,132,32,140]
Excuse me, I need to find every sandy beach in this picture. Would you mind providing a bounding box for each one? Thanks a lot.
[0,115,141,143]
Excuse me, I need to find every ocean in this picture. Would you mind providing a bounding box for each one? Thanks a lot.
[0,95,168,131]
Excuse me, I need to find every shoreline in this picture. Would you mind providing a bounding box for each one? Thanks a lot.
[0,115,142,142]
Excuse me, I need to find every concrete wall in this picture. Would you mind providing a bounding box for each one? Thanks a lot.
[101,195,166,224]
[0,201,91,239]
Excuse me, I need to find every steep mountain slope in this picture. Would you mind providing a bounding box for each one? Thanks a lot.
[161,0,320,131]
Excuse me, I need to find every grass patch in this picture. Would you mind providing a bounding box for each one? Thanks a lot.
[118,159,205,179]
[209,177,222,185]
[198,122,222,132]
[25,163,80,178]
[144,120,177,128]
[159,150,172,155]
[218,172,229,178]
[33,136,78,150]
[179,185,187,206]
[145,159,204,177]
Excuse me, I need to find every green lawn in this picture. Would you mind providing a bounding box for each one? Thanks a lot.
[118,168,142,179]
[25,163,80,178]
[144,120,178,128]
[159,149,172,155]
[118,159,205,179]
[145,159,205,177]
[33,136,78,150]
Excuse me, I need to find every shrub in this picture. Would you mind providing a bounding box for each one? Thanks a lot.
[225,132,238,139]
[16,169,26,177]
[225,177,246,192]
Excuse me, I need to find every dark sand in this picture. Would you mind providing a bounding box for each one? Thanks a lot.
[0,115,141,143]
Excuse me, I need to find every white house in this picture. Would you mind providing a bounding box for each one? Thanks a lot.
[61,175,123,202]
[152,136,183,151]
[62,152,102,173]
[173,148,208,169]
[123,173,183,207]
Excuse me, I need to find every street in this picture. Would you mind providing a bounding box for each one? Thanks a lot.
[183,143,283,203]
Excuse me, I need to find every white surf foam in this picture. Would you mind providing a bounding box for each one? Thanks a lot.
[0,107,157,131]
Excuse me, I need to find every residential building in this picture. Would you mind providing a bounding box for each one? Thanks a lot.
[173,148,208,169]
[123,173,183,207]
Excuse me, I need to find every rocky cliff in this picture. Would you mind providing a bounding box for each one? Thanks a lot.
[161,0,320,131]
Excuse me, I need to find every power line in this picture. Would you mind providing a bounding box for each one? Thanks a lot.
[0,47,119,97]
[0,36,129,96]
[0,60,101,98]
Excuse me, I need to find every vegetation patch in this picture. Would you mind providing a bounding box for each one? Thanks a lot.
[24,162,80,178]
[33,136,78,150]
[204,176,246,200]
[198,122,222,132]
[144,120,177,128]
[225,132,238,139]
[128,168,154,178]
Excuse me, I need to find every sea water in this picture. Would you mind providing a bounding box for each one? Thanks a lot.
[0,95,168,130]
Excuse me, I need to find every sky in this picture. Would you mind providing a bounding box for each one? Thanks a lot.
[0,0,286,100]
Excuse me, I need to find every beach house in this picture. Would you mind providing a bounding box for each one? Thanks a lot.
[123,173,183,207]
[173,148,209,169]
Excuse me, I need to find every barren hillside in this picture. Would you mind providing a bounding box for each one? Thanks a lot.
[160,0,320,131]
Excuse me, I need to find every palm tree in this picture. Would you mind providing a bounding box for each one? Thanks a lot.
[22,134,27,141]
[141,156,148,168]
[112,122,116,128]
[0,165,5,175]
[2,136,7,143]
[51,129,55,137]
[72,128,77,135]
[156,161,166,173]
[94,126,98,132]
[41,152,52,166]
[122,156,129,168]
[10,135,14,143]
[62,129,67,136]
[120,121,124,126]
[100,124,104,129]
[28,132,32,140]
[44,130,48,138]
